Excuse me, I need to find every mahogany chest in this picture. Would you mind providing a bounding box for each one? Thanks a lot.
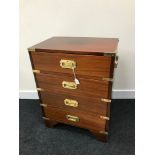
[28,37,119,142]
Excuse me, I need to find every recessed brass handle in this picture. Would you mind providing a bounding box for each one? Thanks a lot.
[62,81,77,89]
[64,99,78,107]
[66,115,79,122]
[60,59,76,69]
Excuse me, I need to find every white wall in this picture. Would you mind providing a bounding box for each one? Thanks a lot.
[20,0,134,98]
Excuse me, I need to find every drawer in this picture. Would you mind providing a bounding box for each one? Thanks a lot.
[36,73,111,98]
[43,106,107,131]
[30,52,114,78]
[40,91,110,115]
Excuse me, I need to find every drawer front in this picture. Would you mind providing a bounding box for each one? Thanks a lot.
[43,106,106,131]
[36,73,111,98]
[40,91,109,115]
[30,52,114,78]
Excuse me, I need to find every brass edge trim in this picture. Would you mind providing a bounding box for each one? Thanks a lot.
[101,98,111,103]
[114,49,118,53]
[42,117,50,120]
[103,53,115,56]
[28,48,35,52]
[36,88,44,91]
[103,50,118,56]
[104,131,108,135]
[99,131,108,135]
[40,104,47,107]
[100,116,110,120]
[33,70,40,73]
[102,78,113,82]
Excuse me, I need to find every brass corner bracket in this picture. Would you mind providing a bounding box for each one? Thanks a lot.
[33,70,40,74]
[36,88,44,91]
[42,117,50,120]
[101,98,111,103]
[99,131,108,135]
[40,104,47,107]
[28,48,35,52]
[102,78,113,82]
[100,116,110,120]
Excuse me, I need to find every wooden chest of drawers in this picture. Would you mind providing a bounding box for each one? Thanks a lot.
[28,37,119,142]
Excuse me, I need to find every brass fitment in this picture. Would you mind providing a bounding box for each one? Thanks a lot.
[33,70,40,73]
[42,117,50,120]
[100,116,110,120]
[101,98,111,103]
[36,88,44,91]
[99,131,108,135]
[40,104,47,107]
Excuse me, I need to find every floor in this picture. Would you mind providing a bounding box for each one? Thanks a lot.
[19,99,135,155]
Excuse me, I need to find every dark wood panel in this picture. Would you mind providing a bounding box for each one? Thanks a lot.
[36,73,110,98]
[28,37,119,55]
[40,91,108,115]
[43,106,106,131]
[30,52,113,78]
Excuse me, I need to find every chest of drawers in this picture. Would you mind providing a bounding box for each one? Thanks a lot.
[28,37,119,142]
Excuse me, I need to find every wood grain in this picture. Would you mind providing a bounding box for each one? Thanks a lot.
[40,91,108,115]
[30,52,113,78]
[35,72,111,98]
[28,37,119,55]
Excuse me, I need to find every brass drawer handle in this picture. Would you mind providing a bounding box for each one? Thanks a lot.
[64,99,78,107]
[62,81,77,89]
[60,59,76,69]
[66,115,79,122]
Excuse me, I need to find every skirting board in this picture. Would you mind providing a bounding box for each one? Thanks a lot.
[19,90,135,99]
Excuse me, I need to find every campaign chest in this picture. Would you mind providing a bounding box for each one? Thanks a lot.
[28,37,119,142]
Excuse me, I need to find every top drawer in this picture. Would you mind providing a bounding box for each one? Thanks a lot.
[30,52,114,78]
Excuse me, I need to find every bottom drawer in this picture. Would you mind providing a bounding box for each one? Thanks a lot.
[43,106,107,131]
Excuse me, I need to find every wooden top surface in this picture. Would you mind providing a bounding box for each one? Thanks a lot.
[28,37,119,54]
